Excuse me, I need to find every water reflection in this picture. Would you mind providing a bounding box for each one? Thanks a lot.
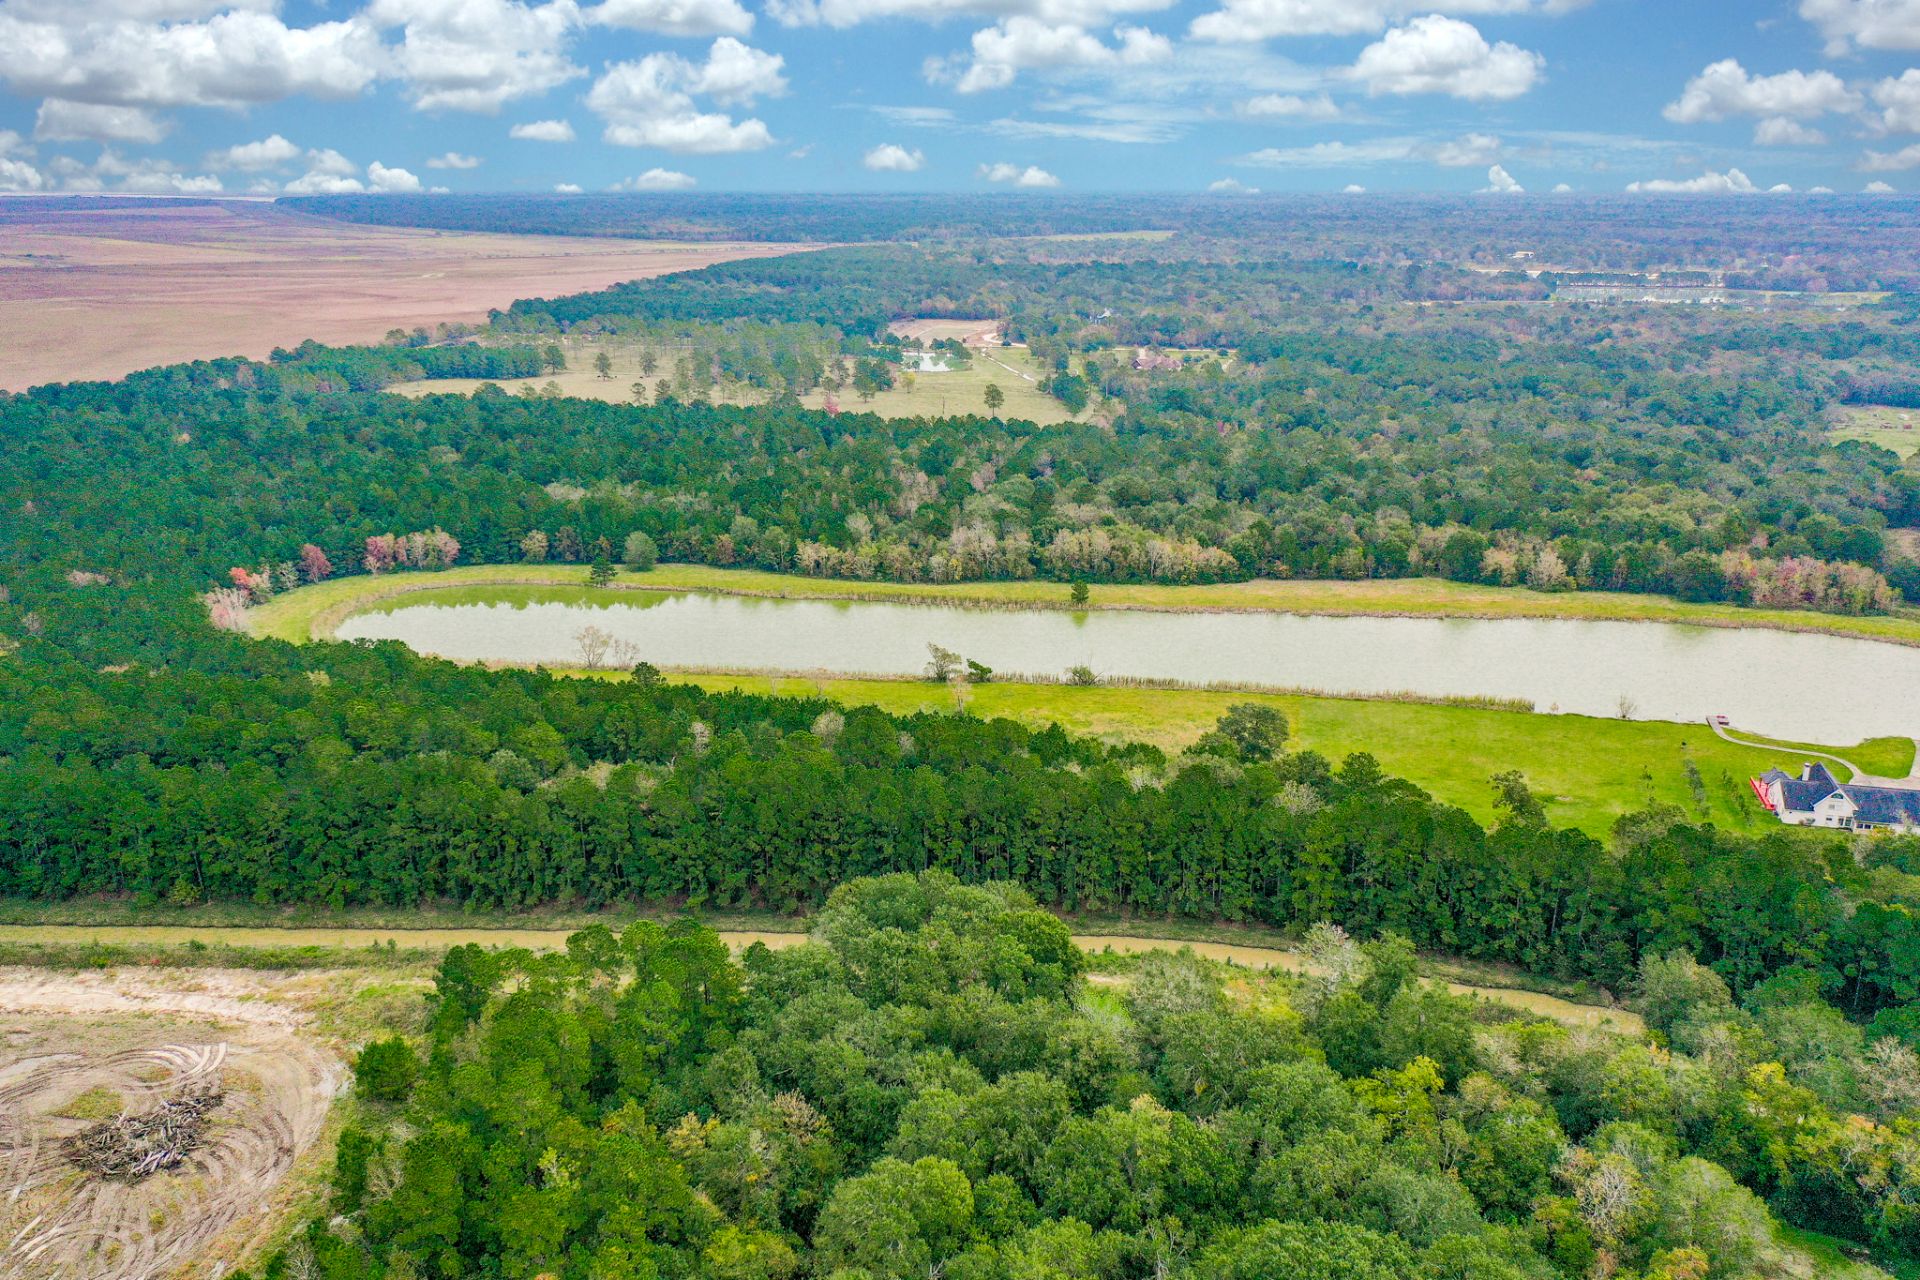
[336,587,1920,743]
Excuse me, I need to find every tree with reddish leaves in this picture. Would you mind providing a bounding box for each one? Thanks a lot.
[363,534,399,575]
[228,565,273,602]
[299,544,333,584]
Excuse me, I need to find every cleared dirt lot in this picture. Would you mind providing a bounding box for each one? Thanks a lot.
[0,199,806,391]
[0,968,353,1280]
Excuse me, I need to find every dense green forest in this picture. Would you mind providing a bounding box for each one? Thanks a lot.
[246,874,1920,1280]
[279,191,1920,291]
[12,302,1918,608]
[3,354,1919,1023]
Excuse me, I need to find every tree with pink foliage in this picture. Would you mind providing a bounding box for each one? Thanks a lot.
[203,587,251,631]
[364,534,398,574]
[228,565,273,602]
[299,544,333,584]
[365,529,460,574]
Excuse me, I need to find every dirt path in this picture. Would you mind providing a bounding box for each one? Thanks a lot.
[0,969,345,1280]
[1708,718,1868,780]
[0,924,1642,1035]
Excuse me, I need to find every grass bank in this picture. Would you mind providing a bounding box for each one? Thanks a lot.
[247,564,1918,833]
[667,672,1911,833]
[249,561,1920,648]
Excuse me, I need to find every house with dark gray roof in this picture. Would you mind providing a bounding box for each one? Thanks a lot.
[1755,762,1920,833]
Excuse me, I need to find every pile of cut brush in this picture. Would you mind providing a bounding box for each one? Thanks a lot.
[61,1084,224,1180]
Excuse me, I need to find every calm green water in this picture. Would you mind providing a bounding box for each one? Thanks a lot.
[334,586,1920,742]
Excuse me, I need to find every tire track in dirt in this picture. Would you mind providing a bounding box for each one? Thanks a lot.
[0,969,346,1280]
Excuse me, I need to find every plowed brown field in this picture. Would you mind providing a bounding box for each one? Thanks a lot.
[0,199,806,390]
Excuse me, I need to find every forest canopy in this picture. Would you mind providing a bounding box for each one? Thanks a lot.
[246,873,1920,1280]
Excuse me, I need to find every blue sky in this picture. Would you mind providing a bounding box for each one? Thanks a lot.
[1,0,1917,196]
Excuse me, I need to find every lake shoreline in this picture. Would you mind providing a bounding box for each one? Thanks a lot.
[326,580,1920,744]
[252,561,1920,650]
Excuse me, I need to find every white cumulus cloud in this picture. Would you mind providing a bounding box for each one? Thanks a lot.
[1238,92,1341,121]
[938,18,1171,94]
[0,10,381,109]
[34,99,170,143]
[1862,143,1920,170]
[555,181,584,192]
[1753,117,1828,146]
[864,142,925,171]
[206,134,303,170]
[1432,132,1502,166]
[281,157,425,195]
[619,166,698,188]
[1189,0,1581,43]
[769,0,1175,31]
[980,160,1060,185]
[366,0,583,113]
[1348,16,1542,101]
[511,119,578,142]
[1866,179,1899,192]
[1626,167,1759,194]
[1799,0,1920,54]
[1481,163,1522,192]
[588,39,783,152]
[427,151,482,168]
[1873,70,1920,133]
[0,156,48,192]
[1663,60,1860,126]
[1208,176,1259,192]
[368,160,424,191]
[589,0,754,34]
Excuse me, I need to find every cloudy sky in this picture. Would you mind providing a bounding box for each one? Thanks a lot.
[1,0,1918,197]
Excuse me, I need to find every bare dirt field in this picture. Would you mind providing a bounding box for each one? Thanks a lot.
[0,199,807,391]
[0,968,355,1280]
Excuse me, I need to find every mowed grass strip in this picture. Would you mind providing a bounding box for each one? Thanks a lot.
[662,671,1912,834]
[249,562,1920,648]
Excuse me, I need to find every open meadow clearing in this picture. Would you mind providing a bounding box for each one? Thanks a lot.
[1831,404,1920,458]
[388,332,1082,423]
[0,200,806,391]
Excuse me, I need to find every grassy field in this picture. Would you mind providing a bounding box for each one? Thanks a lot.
[388,335,1084,425]
[1830,404,1920,458]
[247,563,1920,832]
[668,671,1911,832]
[249,561,1920,648]
[0,912,1643,1032]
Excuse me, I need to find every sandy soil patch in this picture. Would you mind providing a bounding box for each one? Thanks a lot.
[0,200,808,391]
[0,968,347,1280]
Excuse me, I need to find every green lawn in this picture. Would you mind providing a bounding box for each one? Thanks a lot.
[664,671,1911,834]
[1830,405,1920,459]
[388,336,1086,426]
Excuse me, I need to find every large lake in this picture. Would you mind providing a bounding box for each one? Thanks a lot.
[334,587,1920,743]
